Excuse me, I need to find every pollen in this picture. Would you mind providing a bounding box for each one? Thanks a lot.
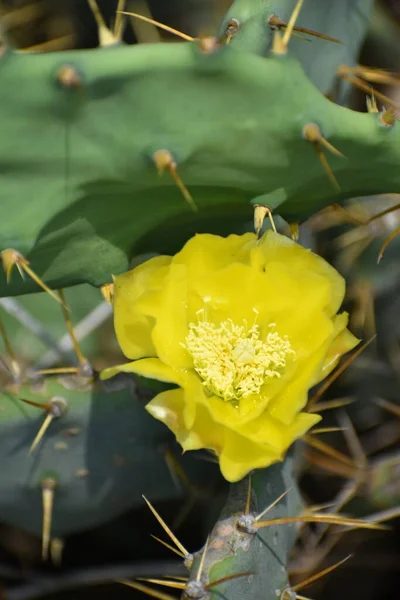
[183,313,295,402]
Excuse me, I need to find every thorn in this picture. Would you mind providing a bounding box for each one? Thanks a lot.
[253,204,276,236]
[196,536,209,582]
[302,124,343,190]
[118,580,177,600]
[57,65,82,89]
[153,150,197,212]
[16,36,74,53]
[0,249,64,306]
[282,0,305,49]
[267,15,342,45]
[118,10,194,41]
[163,448,191,492]
[50,538,64,567]
[310,427,347,434]
[114,0,127,39]
[338,411,367,469]
[305,450,357,479]
[35,367,80,376]
[255,488,293,522]
[20,398,53,411]
[337,68,399,113]
[272,29,286,54]
[254,513,388,531]
[136,578,186,590]
[142,495,190,559]
[100,283,114,305]
[57,290,86,367]
[378,225,400,263]
[380,108,397,127]
[289,223,299,241]
[308,397,356,413]
[41,477,58,561]
[87,0,117,46]
[0,312,20,380]
[29,397,68,454]
[308,336,376,409]
[224,18,240,44]
[374,398,400,419]
[206,571,255,590]
[341,64,400,87]
[150,535,186,558]
[245,475,252,515]
[302,435,357,469]
[197,36,221,54]
[366,95,379,113]
[292,555,352,592]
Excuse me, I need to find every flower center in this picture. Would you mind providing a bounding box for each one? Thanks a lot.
[183,313,295,402]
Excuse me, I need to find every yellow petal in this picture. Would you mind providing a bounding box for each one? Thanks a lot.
[254,231,345,316]
[100,357,183,385]
[150,264,193,369]
[113,256,171,359]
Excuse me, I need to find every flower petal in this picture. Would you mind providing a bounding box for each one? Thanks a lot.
[113,256,171,359]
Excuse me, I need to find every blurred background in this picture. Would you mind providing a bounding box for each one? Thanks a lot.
[0,1,399,599]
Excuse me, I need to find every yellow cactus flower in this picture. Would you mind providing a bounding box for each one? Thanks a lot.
[101,231,359,482]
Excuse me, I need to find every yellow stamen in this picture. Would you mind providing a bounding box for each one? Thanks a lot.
[183,313,294,402]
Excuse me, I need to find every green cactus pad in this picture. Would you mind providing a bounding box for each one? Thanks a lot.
[185,454,302,600]
[0,377,217,537]
[0,37,399,297]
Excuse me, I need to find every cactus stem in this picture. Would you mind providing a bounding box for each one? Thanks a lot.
[29,396,68,454]
[0,249,65,307]
[142,495,192,561]
[291,554,352,593]
[118,10,194,42]
[118,580,176,600]
[267,15,342,45]
[57,290,87,367]
[378,224,400,263]
[153,150,197,212]
[41,477,58,561]
[307,335,376,409]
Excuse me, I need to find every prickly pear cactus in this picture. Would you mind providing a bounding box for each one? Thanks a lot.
[1,1,399,600]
